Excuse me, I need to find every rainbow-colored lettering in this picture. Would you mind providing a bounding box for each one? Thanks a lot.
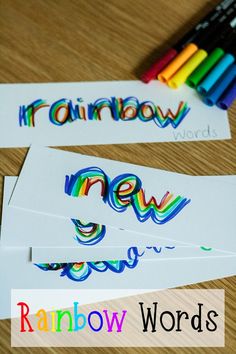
[35,245,212,282]
[65,167,191,225]
[35,246,141,282]
[18,97,190,128]
[72,219,106,246]
[19,99,48,127]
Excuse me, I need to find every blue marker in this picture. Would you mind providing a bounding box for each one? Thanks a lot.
[203,64,236,106]
[197,32,236,95]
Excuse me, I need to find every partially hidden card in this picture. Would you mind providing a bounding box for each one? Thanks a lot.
[0,244,236,319]
[0,80,230,148]
[9,146,236,253]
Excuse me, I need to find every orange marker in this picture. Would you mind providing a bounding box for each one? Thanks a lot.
[158,43,198,83]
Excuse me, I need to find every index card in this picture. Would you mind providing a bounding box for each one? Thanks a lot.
[9,146,236,252]
[31,245,232,263]
[2,177,186,250]
[2,177,234,263]
[2,177,217,262]
[0,80,230,147]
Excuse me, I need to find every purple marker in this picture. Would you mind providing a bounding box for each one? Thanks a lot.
[216,79,236,109]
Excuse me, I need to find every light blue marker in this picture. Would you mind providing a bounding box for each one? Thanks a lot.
[203,64,236,106]
[197,53,235,95]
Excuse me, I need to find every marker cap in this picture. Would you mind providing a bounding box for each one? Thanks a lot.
[158,43,198,83]
[197,53,235,95]
[168,49,208,89]
[203,64,236,106]
[216,79,236,109]
[186,48,225,88]
[141,48,177,83]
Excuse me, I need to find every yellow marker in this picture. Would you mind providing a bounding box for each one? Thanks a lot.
[157,43,198,83]
[168,49,208,89]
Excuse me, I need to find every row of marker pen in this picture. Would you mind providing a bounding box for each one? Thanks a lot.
[141,0,236,110]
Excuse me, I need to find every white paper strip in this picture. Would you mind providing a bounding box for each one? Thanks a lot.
[9,146,236,253]
[0,81,230,147]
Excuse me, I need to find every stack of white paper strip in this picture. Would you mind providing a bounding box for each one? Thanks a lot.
[0,81,235,320]
[1,145,236,320]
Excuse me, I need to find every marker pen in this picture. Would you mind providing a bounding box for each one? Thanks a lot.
[197,32,236,95]
[187,15,236,87]
[141,0,236,83]
[216,78,236,109]
[168,13,236,88]
[203,64,236,106]
[157,7,236,84]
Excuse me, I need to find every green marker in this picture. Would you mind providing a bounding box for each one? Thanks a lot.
[186,17,236,88]
[186,48,225,88]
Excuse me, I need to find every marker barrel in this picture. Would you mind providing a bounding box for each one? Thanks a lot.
[203,64,236,106]
[168,49,208,89]
[197,53,235,95]
[141,48,177,83]
[175,0,236,49]
[216,79,236,109]
[157,43,198,83]
[186,48,225,88]
[141,0,236,83]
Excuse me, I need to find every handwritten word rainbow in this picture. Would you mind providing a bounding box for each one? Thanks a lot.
[19,97,190,128]
[65,167,191,225]
[72,219,106,246]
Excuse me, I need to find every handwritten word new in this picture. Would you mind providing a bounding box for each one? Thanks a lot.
[65,167,191,225]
